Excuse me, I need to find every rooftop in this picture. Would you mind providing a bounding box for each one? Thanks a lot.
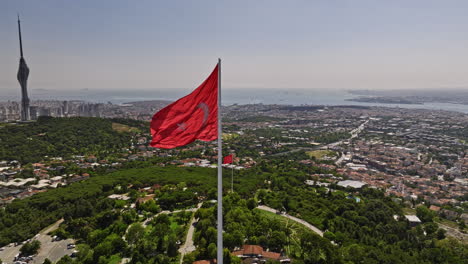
[337,180,367,189]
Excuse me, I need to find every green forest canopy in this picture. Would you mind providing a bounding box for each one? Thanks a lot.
[0,117,142,164]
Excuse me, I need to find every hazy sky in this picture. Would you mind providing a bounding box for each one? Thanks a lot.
[1,0,468,92]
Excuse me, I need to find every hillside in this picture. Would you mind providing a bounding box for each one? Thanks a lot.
[0,117,143,164]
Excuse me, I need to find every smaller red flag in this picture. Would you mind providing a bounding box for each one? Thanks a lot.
[223,154,233,164]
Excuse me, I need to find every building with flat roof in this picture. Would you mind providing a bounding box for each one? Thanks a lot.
[404,215,422,227]
[337,180,367,189]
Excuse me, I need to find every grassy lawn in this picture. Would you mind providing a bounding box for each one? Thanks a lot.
[169,211,195,243]
[255,209,320,258]
[435,217,459,229]
[223,133,240,141]
[168,214,182,231]
[402,207,416,215]
[112,122,140,133]
[306,150,337,160]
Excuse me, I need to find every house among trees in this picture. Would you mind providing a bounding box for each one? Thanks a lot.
[136,194,155,204]
[404,215,422,227]
[440,209,459,221]
[231,245,290,263]
[193,260,216,264]
[461,213,468,224]
[429,205,441,212]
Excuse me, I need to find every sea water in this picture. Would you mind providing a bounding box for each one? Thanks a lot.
[1,88,468,114]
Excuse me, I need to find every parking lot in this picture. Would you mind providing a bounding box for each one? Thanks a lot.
[0,219,76,264]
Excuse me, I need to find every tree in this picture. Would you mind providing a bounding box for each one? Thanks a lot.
[416,206,435,222]
[424,222,438,235]
[247,198,257,210]
[153,213,170,226]
[223,248,242,264]
[182,252,196,264]
[20,240,41,256]
[436,229,446,240]
[56,255,73,264]
[207,243,217,259]
[76,244,94,263]
[93,241,114,260]
[459,220,466,231]
[126,223,145,245]
[205,227,217,245]
[42,259,52,264]
[342,244,366,263]
[269,231,287,251]
[167,234,178,257]
[323,231,336,241]
[224,233,236,249]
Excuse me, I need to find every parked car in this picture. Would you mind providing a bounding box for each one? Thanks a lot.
[70,250,78,258]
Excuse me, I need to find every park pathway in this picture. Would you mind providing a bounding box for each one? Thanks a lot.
[178,203,203,264]
[257,205,324,237]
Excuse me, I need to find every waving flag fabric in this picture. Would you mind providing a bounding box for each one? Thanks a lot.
[223,154,233,164]
[150,64,218,148]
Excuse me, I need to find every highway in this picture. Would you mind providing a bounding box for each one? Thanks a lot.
[270,119,369,158]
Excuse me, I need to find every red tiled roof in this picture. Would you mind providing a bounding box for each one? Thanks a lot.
[231,245,282,260]
[193,260,217,264]
[262,251,281,259]
[242,245,263,255]
[137,194,155,204]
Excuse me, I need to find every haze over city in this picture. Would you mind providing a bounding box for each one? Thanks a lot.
[1,1,468,264]
[2,0,468,93]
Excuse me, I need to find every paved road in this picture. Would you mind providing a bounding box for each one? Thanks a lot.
[178,203,203,264]
[257,205,324,237]
[438,223,468,243]
[121,203,203,264]
[327,119,369,148]
[270,120,369,157]
[335,152,346,165]
[142,204,201,228]
[0,219,75,264]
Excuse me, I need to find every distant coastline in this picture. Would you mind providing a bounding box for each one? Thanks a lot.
[346,96,424,105]
[1,88,468,114]
[347,89,468,106]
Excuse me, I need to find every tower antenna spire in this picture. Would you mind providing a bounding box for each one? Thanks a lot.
[16,13,30,121]
[17,13,24,58]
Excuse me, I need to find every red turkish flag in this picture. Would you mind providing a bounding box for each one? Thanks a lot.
[150,64,218,148]
[223,154,233,164]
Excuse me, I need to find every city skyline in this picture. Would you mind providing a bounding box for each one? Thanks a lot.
[1,1,468,92]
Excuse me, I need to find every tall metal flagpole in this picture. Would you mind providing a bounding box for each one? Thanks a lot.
[217,58,223,264]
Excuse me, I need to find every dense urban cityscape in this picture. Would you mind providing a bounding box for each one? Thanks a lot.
[0,100,466,263]
[2,1,468,264]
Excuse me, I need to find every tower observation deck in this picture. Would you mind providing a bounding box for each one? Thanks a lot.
[17,15,30,121]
